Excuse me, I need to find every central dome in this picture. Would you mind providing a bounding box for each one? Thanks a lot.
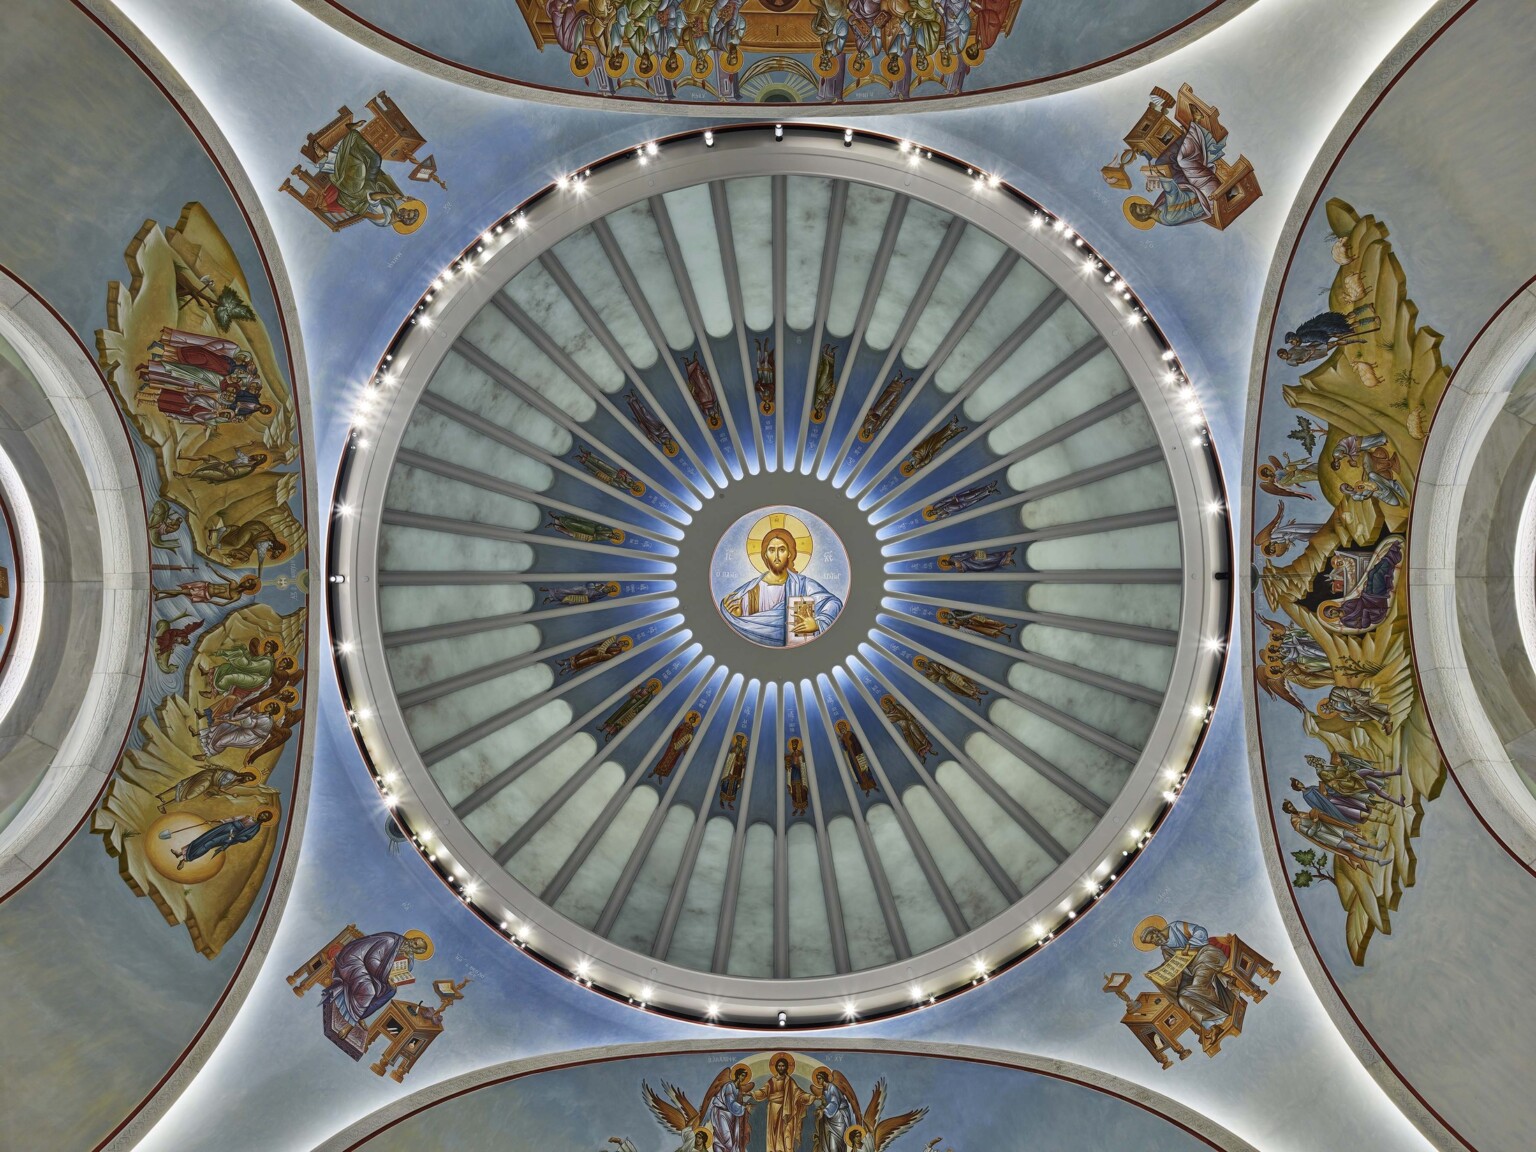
[330,127,1228,1025]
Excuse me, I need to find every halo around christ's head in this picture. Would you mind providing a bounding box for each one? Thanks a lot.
[746,511,814,574]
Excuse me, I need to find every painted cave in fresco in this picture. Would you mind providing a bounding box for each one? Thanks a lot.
[94,203,310,960]
[1251,199,1449,964]
[312,0,1241,105]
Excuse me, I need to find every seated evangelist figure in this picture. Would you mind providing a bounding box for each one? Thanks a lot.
[720,528,842,647]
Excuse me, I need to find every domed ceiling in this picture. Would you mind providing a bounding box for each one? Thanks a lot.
[332,127,1228,1025]
[300,0,1245,106]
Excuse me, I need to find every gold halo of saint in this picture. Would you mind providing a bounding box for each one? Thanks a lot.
[767,1051,797,1075]
[746,512,813,574]
[846,1125,870,1150]
[1122,195,1158,231]
[1132,914,1168,950]
[392,198,428,235]
[403,928,435,961]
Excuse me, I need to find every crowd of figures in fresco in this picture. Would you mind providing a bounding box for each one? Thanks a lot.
[92,203,309,960]
[1253,199,1450,964]
[526,0,1023,101]
[637,1051,928,1152]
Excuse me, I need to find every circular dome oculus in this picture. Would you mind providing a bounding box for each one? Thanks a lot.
[712,507,850,649]
[331,127,1229,1025]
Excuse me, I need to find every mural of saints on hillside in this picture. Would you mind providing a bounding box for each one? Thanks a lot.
[1103,915,1279,1068]
[640,1051,927,1152]
[519,0,1023,102]
[287,926,470,1082]
[93,203,310,961]
[1101,84,1261,232]
[281,91,444,234]
[1252,199,1451,965]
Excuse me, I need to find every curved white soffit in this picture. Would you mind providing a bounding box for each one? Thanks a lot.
[0,269,147,886]
[1411,285,1536,863]
[1236,1,1472,1149]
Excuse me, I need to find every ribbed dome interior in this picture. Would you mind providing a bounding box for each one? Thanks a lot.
[352,150,1212,1004]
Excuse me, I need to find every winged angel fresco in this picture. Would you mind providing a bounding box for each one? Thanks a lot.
[643,1052,926,1152]
[1254,198,1451,965]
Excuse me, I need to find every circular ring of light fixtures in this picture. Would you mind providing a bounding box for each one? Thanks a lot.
[330,125,1231,1027]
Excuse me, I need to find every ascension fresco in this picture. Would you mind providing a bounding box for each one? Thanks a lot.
[1251,198,1450,965]
[93,203,310,960]
[341,1048,1226,1150]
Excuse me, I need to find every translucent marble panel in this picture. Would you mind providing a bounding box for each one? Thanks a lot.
[987,348,1126,456]
[1003,663,1158,753]
[399,407,555,493]
[463,305,593,420]
[726,822,775,976]
[828,815,897,969]
[1027,522,1180,570]
[384,463,541,531]
[611,805,695,954]
[504,260,623,391]
[1029,584,1179,631]
[667,815,732,970]
[1022,462,1175,529]
[553,786,659,929]
[428,351,574,453]
[380,583,534,635]
[787,822,835,976]
[463,733,593,852]
[785,177,832,331]
[427,701,572,807]
[866,804,950,955]
[507,762,626,893]
[386,622,541,697]
[935,261,1053,392]
[378,525,533,573]
[552,228,658,369]
[988,698,1130,808]
[903,786,1007,929]
[405,663,552,757]
[1007,402,1159,491]
[964,732,1097,851]
[606,202,693,350]
[934,761,1055,893]
[662,186,732,340]
[865,200,952,352]
[1024,625,1174,694]
[726,178,773,331]
[902,226,1007,370]
[964,308,1100,424]
[826,184,896,339]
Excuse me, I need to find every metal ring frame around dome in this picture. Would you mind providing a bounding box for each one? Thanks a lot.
[329,125,1232,1027]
